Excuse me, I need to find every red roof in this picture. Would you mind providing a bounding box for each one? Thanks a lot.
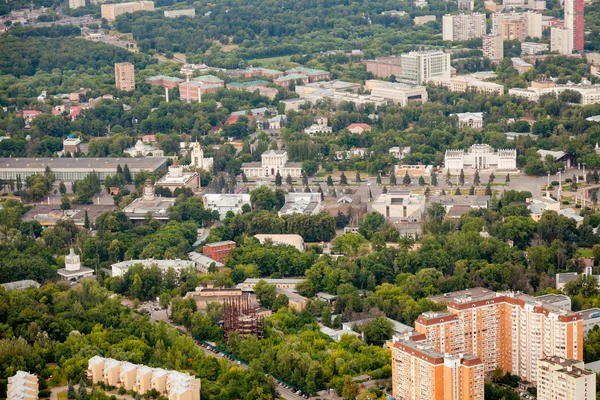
[227,115,254,124]
[347,123,371,130]
[68,106,87,120]
[20,110,41,117]
[142,134,157,143]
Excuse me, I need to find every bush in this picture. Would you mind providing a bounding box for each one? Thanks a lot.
[551,181,559,186]
[38,390,52,398]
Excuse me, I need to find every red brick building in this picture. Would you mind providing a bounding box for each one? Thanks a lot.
[202,240,236,263]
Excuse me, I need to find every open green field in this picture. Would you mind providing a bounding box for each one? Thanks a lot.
[249,55,292,65]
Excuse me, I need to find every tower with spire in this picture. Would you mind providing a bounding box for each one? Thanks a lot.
[191,140,205,169]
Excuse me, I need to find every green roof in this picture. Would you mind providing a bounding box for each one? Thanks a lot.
[228,80,269,87]
[193,75,224,83]
[287,67,329,75]
[247,67,283,74]
[275,73,308,81]
[146,75,184,82]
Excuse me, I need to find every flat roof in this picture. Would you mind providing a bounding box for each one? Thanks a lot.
[0,157,166,171]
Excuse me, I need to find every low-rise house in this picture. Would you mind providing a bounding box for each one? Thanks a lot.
[277,288,308,311]
[455,112,483,129]
[347,123,372,134]
[266,115,286,130]
[511,57,534,75]
[111,259,196,278]
[323,194,367,223]
[274,73,310,88]
[335,147,367,160]
[1,280,40,291]
[304,124,332,135]
[254,234,305,251]
[241,278,305,290]
[185,286,243,310]
[286,67,330,82]
[389,146,411,159]
[243,67,284,79]
[187,252,224,273]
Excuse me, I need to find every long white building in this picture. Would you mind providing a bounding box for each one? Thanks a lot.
[111,259,195,277]
[442,13,486,41]
[370,82,429,105]
[241,150,302,179]
[445,144,517,171]
[509,85,600,104]
[537,357,595,400]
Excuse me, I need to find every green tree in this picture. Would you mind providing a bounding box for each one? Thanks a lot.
[418,176,425,186]
[59,181,67,195]
[340,172,348,185]
[123,163,132,184]
[286,174,293,185]
[459,169,464,185]
[389,172,396,185]
[403,172,411,185]
[60,196,71,210]
[485,184,492,196]
[505,174,511,183]
[430,171,437,186]
[341,376,358,400]
[84,210,90,229]
[327,175,334,187]
[474,170,480,186]
[67,383,76,400]
[355,171,361,183]
[360,317,393,345]
[275,171,282,186]
[254,279,277,309]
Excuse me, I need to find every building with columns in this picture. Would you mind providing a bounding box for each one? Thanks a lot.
[241,150,302,179]
[444,144,517,171]
[156,159,199,192]
[57,248,94,281]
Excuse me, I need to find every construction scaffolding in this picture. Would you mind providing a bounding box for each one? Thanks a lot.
[223,293,265,341]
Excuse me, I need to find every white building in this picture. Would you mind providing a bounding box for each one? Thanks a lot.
[187,252,224,273]
[241,150,302,179]
[509,85,600,105]
[254,234,305,252]
[124,139,164,157]
[551,26,573,55]
[278,193,322,216]
[399,50,452,83]
[123,180,176,221]
[444,144,517,171]
[156,160,199,192]
[8,371,38,400]
[202,194,251,219]
[521,41,549,55]
[163,8,195,17]
[371,190,426,222]
[111,259,196,277]
[389,146,411,159]
[57,248,94,281]
[370,82,428,106]
[189,140,213,171]
[483,34,504,62]
[304,124,332,135]
[537,357,595,400]
[455,112,484,129]
[491,11,543,39]
[442,13,486,41]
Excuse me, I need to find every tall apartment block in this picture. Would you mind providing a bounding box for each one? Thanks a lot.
[69,0,85,9]
[415,288,583,383]
[391,336,484,400]
[7,371,38,400]
[398,50,451,84]
[115,62,136,92]
[491,11,542,40]
[537,357,595,400]
[101,1,154,20]
[551,27,574,55]
[87,356,200,400]
[442,13,486,41]
[482,34,504,62]
[564,0,584,51]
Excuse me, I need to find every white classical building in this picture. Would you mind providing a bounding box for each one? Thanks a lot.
[57,248,94,281]
[455,112,484,129]
[156,159,199,191]
[444,144,517,171]
[189,140,214,171]
[124,139,164,157]
[241,150,302,179]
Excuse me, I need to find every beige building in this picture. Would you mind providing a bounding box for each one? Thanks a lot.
[101,1,154,20]
[241,150,302,179]
[69,0,85,9]
[509,85,600,105]
[370,82,428,106]
[414,15,436,25]
[551,27,573,55]
[512,57,534,74]
[483,34,504,62]
[427,75,504,95]
[241,278,305,290]
[537,357,595,400]
[391,337,484,400]
[8,371,38,400]
[114,62,135,91]
[442,13,486,41]
[492,11,543,40]
[372,190,426,222]
[87,357,200,400]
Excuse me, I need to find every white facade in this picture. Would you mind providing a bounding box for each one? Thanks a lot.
[69,0,86,8]
[164,8,195,17]
[57,248,94,281]
[521,41,549,55]
[551,27,573,55]
[537,357,595,400]
[278,193,322,216]
[189,141,213,171]
[304,124,332,135]
[491,11,543,39]
[399,50,452,83]
[370,83,428,106]
[509,85,600,104]
[455,112,484,129]
[8,371,38,400]
[445,144,517,171]
[202,194,251,219]
[442,13,486,41]
[372,190,426,222]
[125,140,164,157]
[389,146,411,159]
[241,150,302,178]
[111,259,195,277]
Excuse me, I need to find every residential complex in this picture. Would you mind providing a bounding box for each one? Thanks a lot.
[415,288,583,383]
[537,357,595,400]
[491,11,543,40]
[483,34,504,62]
[444,144,517,171]
[399,50,451,83]
[564,0,584,51]
[114,62,135,91]
[87,357,200,400]
[442,13,486,41]
[551,26,573,55]
[101,1,154,20]
[7,371,38,400]
[391,337,485,400]
[69,0,85,9]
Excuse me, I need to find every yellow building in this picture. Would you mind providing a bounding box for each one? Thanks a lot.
[101,1,154,20]
[114,62,136,92]
[537,357,596,400]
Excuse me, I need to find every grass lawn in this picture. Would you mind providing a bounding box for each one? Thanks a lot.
[578,248,594,258]
[249,55,292,65]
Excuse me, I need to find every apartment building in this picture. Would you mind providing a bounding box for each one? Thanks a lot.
[537,357,595,400]
[69,0,85,9]
[417,288,583,383]
[564,0,584,51]
[87,357,200,400]
[512,57,534,74]
[101,1,154,20]
[114,62,135,91]
[391,337,484,400]
[442,13,486,42]
[363,56,402,78]
[491,11,543,40]
[521,41,549,55]
[399,50,451,83]
[551,26,573,55]
[7,371,38,400]
[483,34,504,62]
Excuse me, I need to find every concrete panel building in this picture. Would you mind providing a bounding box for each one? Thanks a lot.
[483,34,504,62]
[442,13,486,41]
[564,0,584,51]
[69,0,85,9]
[8,371,38,400]
[551,26,574,55]
[115,62,135,92]
[537,357,595,400]
[101,1,154,20]
[521,41,549,55]
[399,50,451,83]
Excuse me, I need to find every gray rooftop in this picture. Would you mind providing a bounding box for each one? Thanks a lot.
[1,280,40,290]
[0,157,167,171]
